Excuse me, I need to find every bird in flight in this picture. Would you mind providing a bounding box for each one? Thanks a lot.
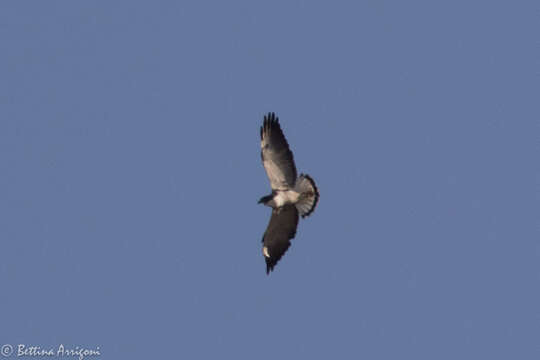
[258,112,319,274]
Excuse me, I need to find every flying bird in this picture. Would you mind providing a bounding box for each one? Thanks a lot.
[258,112,319,274]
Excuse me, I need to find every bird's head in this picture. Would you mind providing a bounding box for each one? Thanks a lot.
[258,195,273,205]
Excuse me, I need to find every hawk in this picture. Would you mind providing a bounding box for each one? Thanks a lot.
[258,112,319,274]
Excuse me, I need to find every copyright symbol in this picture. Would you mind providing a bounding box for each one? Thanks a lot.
[1,344,13,357]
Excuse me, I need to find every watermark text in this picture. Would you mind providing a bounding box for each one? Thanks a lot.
[1,344,100,360]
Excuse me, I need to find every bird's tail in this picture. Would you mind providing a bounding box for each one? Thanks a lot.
[294,174,319,218]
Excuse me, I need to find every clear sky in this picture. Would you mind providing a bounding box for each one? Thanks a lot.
[1,1,537,359]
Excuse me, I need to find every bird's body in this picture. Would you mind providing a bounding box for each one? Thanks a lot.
[258,112,319,274]
[264,189,300,208]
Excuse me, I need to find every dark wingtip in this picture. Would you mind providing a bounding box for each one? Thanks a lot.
[261,112,281,141]
[271,112,278,124]
[264,251,278,275]
[265,259,273,275]
[265,112,279,124]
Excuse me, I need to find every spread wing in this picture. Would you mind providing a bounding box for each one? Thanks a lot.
[260,112,297,190]
[262,204,299,274]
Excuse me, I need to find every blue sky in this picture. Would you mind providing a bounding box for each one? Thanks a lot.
[0,1,537,359]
